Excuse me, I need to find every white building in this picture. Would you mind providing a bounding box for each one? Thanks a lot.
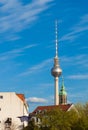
[0,92,29,130]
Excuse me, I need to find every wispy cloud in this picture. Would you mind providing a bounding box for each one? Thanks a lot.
[80,46,88,50]
[61,54,88,80]
[19,58,52,76]
[68,88,88,103]
[0,0,54,41]
[26,97,48,103]
[18,54,88,77]
[61,54,88,68]
[75,14,88,27]
[38,83,53,87]
[0,44,37,61]
[60,14,88,42]
[67,74,88,80]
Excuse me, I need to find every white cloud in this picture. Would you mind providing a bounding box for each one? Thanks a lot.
[38,83,53,87]
[67,74,88,80]
[76,14,88,26]
[0,44,37,61]
[60,14,88,42]
[68,89,88,103]
[18,54,88,77]
[26,97,48,103]
[61,54,88,68]
[0,0,54,41]
[69,93,83,98]
[19,58,52,76]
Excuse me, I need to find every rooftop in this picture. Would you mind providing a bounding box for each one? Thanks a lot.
[32,104,73,114]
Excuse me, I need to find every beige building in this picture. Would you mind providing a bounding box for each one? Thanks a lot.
[0,92,29,130]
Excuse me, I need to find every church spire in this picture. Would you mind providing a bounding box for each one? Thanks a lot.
[61,76,65,90]
[59,76,67,105]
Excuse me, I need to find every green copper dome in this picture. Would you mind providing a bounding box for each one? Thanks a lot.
[59,77,67,95]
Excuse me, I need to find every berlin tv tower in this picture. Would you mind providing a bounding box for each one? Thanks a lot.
[51,21,62,105]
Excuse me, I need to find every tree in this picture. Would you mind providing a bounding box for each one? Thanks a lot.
[23,103,88,130]
[37,108,78,130]
[71,103,88,130]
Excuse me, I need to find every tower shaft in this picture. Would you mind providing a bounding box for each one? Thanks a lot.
[54,77,59,105]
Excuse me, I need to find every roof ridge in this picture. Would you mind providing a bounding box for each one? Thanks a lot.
[16,93,25,102]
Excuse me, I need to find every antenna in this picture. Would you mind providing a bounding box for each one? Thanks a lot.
[55,20,58,57]
[62,75,64,82]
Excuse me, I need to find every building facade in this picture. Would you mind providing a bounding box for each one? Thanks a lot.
[0,92,29,130]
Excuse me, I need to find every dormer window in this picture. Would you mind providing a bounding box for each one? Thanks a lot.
[37,110,41,114]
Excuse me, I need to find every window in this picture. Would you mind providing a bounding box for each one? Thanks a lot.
[5,118,12,128]
[36,118,38,122]
[0,96,3,99]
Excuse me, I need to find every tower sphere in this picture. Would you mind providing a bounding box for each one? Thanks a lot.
[51,66,62,77]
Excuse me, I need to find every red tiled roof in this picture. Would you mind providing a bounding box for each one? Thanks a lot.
[16,93,25,102]
[32,104,72,114]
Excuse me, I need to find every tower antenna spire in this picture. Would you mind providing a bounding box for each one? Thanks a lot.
[55,20,58,57]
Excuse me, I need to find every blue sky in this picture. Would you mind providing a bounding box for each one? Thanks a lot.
[0,0,88,112]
